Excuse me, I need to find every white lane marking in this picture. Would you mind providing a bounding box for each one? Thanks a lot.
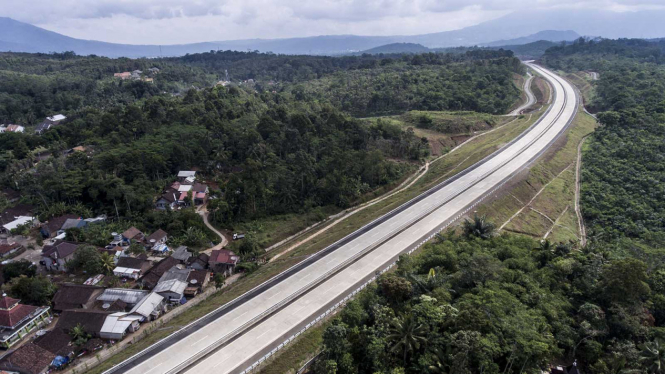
[213,356,232,368]
[191,335,209,347]
[232,311,248,322]
[145,363,163,374]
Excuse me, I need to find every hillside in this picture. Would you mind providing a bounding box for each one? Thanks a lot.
[482,30,579,47]
[360,43,429,55]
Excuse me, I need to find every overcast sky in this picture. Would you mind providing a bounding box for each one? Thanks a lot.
[1,0,664,44]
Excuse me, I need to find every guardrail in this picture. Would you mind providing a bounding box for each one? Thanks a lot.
[236,64,578,374]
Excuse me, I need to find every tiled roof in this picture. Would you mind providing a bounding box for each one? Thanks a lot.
[0,303,38,329]
[146,229,168,243]
[140,257,180,289]
[33,329,73,355]
[52,284,104,312]
[0,296,19,309]
[209,250,239,265]
[116,257,151,271]
[0,243,21,255]
[0,343,55,374]
[41,241,78,260]
[56,310,109,336]
[43,214,78,234]
[0,204,35,225]
[187,269,209,287]
[122,227,143,240]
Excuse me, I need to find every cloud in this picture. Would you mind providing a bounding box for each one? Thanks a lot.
[0,0,663,44]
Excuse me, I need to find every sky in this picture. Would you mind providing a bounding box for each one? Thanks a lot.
[1,0,665,44]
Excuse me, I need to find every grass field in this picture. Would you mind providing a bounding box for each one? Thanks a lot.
[476,107,598,244]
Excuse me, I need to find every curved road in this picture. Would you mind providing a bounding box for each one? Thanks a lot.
[105,63,578,374]
[509,71,536,116]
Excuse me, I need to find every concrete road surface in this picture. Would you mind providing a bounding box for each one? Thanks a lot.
[106,62,577,374]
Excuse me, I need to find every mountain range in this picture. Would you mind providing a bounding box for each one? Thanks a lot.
[1,8,665,57]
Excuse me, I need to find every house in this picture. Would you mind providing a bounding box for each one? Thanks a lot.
[148,67,160,74]
[209,249,239,276]
[0,204,35,226]
[5,125,24,133]
[140,256,181,289]
[41,241,79,271]
[52,284,104,312]
[128,292,165,321]
[99,312,141,340]
[0,343,55,374]
[46,114,66,124]
[154,279,188,303]
[122,227,145,243]
[187,253,209,271]
[40,214,78,238]
[185,269,210,297]
[171,246,192,262]
[0,243,22,258]
[158,266,190,283]
[191,182,209,205]
[33,329,74,356]
[177,171,196,181]
[0,295,51,349]
[146,229,168,249]
[155,189,178,210]
[113,257,152,279]
[1,215,36,233]
[60,218,87,231]
[96,289,149,308]
[34,122,51,135]
[114,72,131,79]
[56,309,109,338]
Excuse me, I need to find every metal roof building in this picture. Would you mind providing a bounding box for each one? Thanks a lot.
[97,289,149,307]
[129,293,165,320]
[100,313,142,340]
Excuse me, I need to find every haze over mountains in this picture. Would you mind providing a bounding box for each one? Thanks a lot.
[1,9,665,57]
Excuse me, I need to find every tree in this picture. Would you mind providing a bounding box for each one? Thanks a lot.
[378,274,412,305]
[71,245,103,274]
[2,260,36,281]
[9,275,56,305]
[462,214,495,239]
[214,273,226,289]
[639,339,665,374]
[387,314,428,364]
[100,252,115,274]
[70,323,91,346]
[598,258,650,306]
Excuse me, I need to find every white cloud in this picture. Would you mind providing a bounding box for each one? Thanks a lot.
[0,0,663,44]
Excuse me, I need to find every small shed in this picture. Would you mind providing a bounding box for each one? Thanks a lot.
[100,313,142,340]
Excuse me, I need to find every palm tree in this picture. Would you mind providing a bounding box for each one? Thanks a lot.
[640,339,665,373]
[462,214,495,239]
[428,348,450,374]
[387,314,429,364]
[100,252,115,274]
[70,323,89,345]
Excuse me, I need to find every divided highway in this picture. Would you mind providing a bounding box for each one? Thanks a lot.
[105,63,578,374]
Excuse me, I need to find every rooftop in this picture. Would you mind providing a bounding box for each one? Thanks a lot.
[154,279,188,296]
[122,227,143,240]
[56,309,110,336]
[129,293,164,319]
[209,249,239,265]
[171,246,192,262]
[52,283,104,312]
[177,171,196,178]
[146,229,168,243]
[97,288,149,305]
[0,343,55,374]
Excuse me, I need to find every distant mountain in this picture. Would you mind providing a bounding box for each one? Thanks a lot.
[2,9,665,57]
[360,43,430,55]
[482,30,580,47]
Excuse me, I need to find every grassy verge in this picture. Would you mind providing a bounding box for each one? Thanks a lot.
[83,109,544,374]
[362,110,513,157]
[476,107,598,243]
[256,321,328,374]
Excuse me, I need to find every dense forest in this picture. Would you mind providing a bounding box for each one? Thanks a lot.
[314,230,664,374]
[543,38,665,248]
[0,49,522,230]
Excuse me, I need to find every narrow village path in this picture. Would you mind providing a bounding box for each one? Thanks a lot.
[197,204,228,254]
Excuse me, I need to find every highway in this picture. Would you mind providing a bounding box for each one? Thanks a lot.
[105,62,578,374]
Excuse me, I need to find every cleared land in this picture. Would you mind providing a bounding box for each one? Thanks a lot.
[476,107,597,243]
